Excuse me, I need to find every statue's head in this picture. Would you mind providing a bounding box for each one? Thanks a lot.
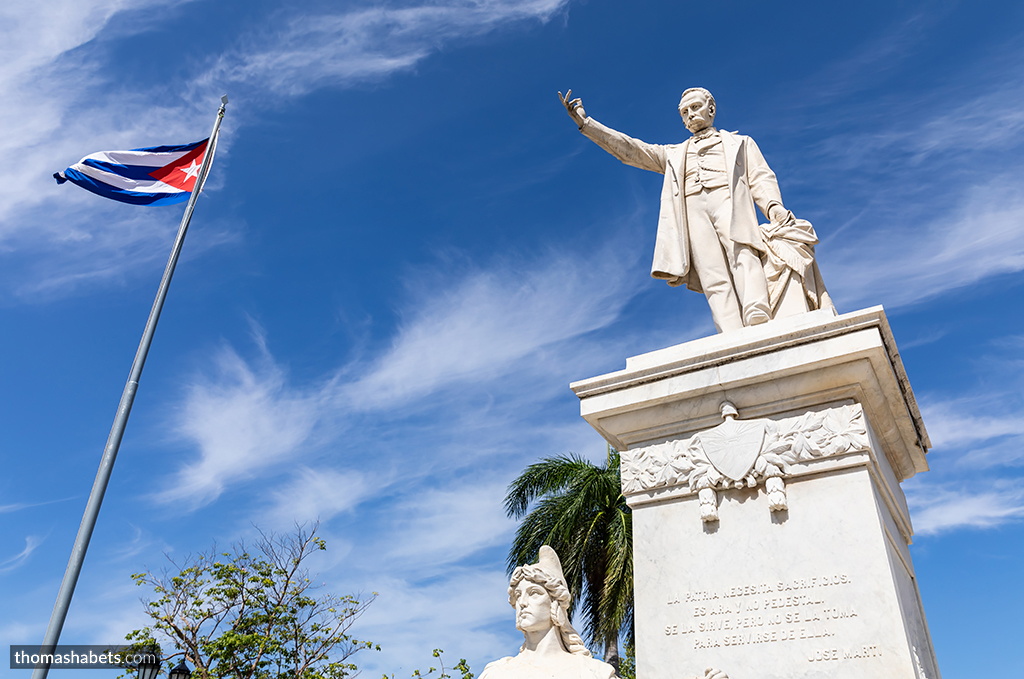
[678,87,716,134]
[508,546,592,657]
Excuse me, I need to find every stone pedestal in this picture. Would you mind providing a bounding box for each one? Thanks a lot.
[570,307,941,679]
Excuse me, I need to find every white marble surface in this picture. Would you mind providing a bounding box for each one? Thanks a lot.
[571,307,929,483]
[632,461,939,679]
[558,87,832,334]
[480,546,617,679]
[571,305,940,678]
[620,402,878,525]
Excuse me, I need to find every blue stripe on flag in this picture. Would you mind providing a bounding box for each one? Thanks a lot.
[81,159,161,181]
[130,139,208,154]
[62,168,189,206]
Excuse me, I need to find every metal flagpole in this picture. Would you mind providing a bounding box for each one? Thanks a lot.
[31,95,229,679]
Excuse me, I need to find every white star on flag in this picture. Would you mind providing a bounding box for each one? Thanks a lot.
[178,159,202,181]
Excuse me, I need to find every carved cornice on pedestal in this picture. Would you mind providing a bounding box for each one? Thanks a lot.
[621,403,869,521]
[572,307,929,481]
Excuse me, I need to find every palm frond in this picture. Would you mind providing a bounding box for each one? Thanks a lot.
[504,450,633,656]
[504,454,599,518]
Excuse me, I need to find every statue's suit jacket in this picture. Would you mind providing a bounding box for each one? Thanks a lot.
[581,117,783,293]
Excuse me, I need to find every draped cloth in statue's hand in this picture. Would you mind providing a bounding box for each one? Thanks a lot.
[761,211,835,316]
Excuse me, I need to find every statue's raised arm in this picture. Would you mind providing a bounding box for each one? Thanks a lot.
[558,87,834,335]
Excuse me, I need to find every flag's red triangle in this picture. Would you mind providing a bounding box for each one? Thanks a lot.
[148,141,208,191]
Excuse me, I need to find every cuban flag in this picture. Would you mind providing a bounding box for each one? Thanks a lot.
[54,138,215,206]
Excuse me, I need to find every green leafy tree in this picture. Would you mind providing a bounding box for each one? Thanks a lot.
[383,649,473,679]
[504,447,632,672]
[125,524,378,679]
[617,642,635,679]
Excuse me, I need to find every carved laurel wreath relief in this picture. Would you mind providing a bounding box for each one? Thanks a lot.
[620,403,869,522]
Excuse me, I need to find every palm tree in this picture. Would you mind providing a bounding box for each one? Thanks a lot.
[504,447,633,672]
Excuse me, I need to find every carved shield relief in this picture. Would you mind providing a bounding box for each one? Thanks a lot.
[699,417,766,481]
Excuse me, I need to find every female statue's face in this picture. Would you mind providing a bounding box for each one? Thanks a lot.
[513,579,554,633]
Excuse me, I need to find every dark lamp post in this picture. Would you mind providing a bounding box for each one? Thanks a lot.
[168,659,192,679]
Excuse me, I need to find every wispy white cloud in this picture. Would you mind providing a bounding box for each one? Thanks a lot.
[0,496,76,513]
[922,398,1024,451]
[907,368,1024,535]
[896,326,951,351]
[0,0,571,300]
[64,576,157,646]
[794,8,947,106]
[264,467,373,527]
[101,524,179,563]
[203,0,570,97]
[0,536,44,573]
[355,568,514,675]
[789,39,1024,316]
[382,481,515,566]
[159,338,327,507]
[907,88,1024,161]
[162,243,641,507]
[327,479,529,672]
[341,246,638,412]
[955,439,1024,470]
[0,621,37,645]
[909,483,1024,535]
[149,240,639,671]
[808,73,1024,175]
[919,394,1024,471]
[0,0,206,222]
[0,0,220,300]
[823,172,1024,311]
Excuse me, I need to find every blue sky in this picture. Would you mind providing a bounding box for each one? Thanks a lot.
[2,0,1024,677]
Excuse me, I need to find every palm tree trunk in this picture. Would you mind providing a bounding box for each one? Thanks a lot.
[603,636,620,675]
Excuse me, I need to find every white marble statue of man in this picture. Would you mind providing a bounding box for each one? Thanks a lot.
[559,88,832,333]
[480,546,728,679]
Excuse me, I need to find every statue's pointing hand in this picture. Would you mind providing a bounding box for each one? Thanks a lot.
[558,89,587,129]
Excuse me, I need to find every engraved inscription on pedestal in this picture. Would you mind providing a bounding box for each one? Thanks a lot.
[661,573,886,665]
[630,458,931,678]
